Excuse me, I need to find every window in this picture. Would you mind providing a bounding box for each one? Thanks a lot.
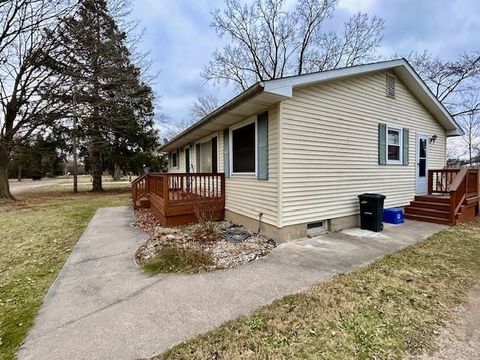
[197,137,218,173]
[419,138,427,177]
[171,150,178,167]
[387,127,402,164]
[231,122,256,174]
[199,141,212,172]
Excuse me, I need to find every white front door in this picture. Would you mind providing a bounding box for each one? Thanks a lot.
[416,134,428,194]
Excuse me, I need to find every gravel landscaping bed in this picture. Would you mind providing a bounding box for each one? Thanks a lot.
[135,209,276,271]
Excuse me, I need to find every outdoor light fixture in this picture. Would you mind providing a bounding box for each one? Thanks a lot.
[429,134,437,144]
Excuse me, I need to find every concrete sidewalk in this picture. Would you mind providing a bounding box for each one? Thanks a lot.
[18,207,446,360]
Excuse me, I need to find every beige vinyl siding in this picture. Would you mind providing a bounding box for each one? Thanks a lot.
[220,105,279,226]
[167,106,279,226]
[167,148,184,173]
[280,71,446,227]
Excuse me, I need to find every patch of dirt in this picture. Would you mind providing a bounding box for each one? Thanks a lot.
[134,209,276,270]
[413,285,480,360]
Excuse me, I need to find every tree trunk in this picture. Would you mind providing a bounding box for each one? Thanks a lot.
[113,163,122,181]
[91,144,103,192]
[0,147,13,199]
[17,167,22,181]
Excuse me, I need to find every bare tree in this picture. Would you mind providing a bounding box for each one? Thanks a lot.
[408,51,480,161]
[190,94,219,121]
[409,51,480,114]
[203,0,384,90]
[0,0,73,199]
[456,94,480,165]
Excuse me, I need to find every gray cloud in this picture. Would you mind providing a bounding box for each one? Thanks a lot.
[132,0,480,125]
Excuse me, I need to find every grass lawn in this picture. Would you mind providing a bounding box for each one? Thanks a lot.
[0,186,131,360]
[156,220,480,360]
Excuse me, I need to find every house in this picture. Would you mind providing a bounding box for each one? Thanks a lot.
[133,59,480,242]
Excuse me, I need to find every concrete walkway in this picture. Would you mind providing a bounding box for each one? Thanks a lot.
[18,207,446,360]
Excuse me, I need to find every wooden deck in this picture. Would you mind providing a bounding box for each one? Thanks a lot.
[131,173,225,226]
[405,168,480,225]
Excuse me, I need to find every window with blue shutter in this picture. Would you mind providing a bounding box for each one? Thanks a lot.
[379,123,409,166]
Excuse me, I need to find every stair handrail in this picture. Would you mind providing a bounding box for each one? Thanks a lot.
[131,172,149,185]
[448,168,468,225]
[131,173,150,208]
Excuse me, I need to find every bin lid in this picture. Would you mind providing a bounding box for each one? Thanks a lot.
[358,193,386,199]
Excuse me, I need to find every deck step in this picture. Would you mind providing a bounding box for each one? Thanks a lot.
[409,201,450,211]
[457,203,478,223]
[404,213,451,225]
[404,206,449,219]
[465,195,480,205]
[414,195,450,204]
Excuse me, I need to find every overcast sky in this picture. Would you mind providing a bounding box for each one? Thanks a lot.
[131,0,480,129]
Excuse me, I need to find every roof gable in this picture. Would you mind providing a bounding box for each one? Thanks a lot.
[159,59,462,152]
[262,59,462,137]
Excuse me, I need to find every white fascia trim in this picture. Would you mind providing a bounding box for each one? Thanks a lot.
[264,60,405,90]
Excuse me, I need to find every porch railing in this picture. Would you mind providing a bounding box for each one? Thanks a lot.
[428,168,480,225]
[428,169,461,194]
[131,173,225,210]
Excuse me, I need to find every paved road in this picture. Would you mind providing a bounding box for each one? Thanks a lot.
[17,207,446,360]
[9,178,65,195]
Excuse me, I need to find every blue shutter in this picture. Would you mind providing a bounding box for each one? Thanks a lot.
[257,112,269,180]
[403,128,409,165]
[223,128,230,178]
[378,123,387,165]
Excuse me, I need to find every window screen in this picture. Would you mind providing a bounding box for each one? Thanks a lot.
[232,123,255,173]
[387,128,401,161]
[171,151,178,167]
[200,141,212,173]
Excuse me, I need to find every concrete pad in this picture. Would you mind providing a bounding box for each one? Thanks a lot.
[17,208,447,360]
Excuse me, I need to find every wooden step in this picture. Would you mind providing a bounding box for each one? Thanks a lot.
[414,195,450,204]
[409,201,450,211]
[404,213,451,225]
[405,206,449,219]
[457,203,478,223]
[465,195,480,205]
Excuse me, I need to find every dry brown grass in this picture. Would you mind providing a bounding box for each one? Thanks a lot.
[153,220,480,360]
[0,188,130,360]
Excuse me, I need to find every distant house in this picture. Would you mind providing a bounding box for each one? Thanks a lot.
[133,59,480,242]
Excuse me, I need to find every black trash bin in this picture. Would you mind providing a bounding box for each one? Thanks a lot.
[358,193,386,232]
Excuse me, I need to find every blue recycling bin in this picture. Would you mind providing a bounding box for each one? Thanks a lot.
[383,208,404,224]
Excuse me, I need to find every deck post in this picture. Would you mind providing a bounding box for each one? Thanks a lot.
[428,170,433,194]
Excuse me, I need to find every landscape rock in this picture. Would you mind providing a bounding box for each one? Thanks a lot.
[134,209,276,271]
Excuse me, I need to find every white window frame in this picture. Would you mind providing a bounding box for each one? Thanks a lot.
[170,149,179,169]
[199,138,213,173]
[386,125,403,165]
[194,134,219,173]
[229,119,257,176]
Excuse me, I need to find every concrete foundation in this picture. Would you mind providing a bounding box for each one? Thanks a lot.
[225,209,362,243]
[225,210,282,241]
[329,214,360,232]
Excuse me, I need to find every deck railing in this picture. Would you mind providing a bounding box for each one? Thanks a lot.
[428,169,461,194]
[131,173,149,207]
[428,168,480,225]
[131,173,225,223]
